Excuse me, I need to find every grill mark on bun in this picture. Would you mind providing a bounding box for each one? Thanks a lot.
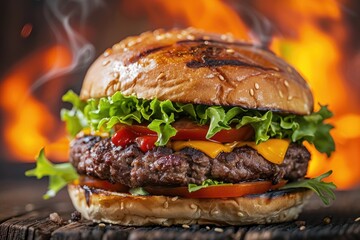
[129,45,170,64]
[83,185,92,207]
[186,58,275,70]
[128,39,279,72]
[127,39,275,69]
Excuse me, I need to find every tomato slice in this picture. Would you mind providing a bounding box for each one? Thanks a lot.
[78,176,129,192]
[78,176,286,198]
[144,180,286,198]
[171,119,254,142]
[115,120,254,143]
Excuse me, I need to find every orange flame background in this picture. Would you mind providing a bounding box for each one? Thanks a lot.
[1,0,359,189]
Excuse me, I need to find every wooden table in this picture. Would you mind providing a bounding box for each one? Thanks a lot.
[1,179,359,240]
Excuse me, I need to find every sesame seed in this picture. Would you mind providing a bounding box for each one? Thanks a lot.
[103,49,112,57]
[127,41,135,47]
[171,196,178,201]
[249,89,255,96]
[113,72,120,79]
[226,48,234,53]
[299,226,306,231]
[163,201,169,209]
[355,217,360,222]
[206,73,215,78]
[49,212,63,224]
[156,35,165,40]
[237,212,244,217]
[323,216,332,224]
[218,75,225,81]
[182,224,190,229]
[156,72,165,81]
[112,43,121,51]
[212,210,219,215]
[120,202,124,210]
[284,80,289,87]
[288,96,293,101]
[254,83,260,90]
[214,228,224,233]
[206,226,210,230]
[279,90,283,98]
[190,204,197,209]
[98,223,106,228]
[204,40,209,45]
[102,60,110,66]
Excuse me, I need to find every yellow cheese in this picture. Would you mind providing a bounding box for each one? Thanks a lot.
[171,139,290,164]
[78,128,109,138]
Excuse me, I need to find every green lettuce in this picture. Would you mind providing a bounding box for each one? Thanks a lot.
[25,148,79,199]
[281,170,336,205]
[188,179,227,192]
[61,90,335,156]
[129,187,149,196]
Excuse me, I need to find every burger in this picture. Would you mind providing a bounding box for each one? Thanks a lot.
[26,28,336,226]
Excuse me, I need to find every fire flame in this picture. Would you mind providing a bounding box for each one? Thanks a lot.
[0,45,71,162]
[266,1,360,189]
[1,0,359,189]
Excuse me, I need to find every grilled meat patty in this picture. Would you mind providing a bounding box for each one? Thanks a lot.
[70,136,310,188]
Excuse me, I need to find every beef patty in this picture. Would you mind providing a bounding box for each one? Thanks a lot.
[70,136,310,188]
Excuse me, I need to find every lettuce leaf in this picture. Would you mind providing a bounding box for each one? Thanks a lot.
[61,91,335,156]
[25,148,79,199]
[280,170,336,205]
[129,187,149,196]
[188,179,228,192]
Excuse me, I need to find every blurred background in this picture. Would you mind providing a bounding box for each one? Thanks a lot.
[0,0,359,190]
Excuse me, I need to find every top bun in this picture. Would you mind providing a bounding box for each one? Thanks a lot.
[80,28,313,115]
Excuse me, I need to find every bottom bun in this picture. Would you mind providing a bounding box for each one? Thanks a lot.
[68,184,313,226]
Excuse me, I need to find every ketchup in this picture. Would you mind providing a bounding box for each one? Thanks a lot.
[111,127,157,152]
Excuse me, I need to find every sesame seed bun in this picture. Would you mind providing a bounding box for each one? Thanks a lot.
[68,183,313,226]
[80,28,313,115]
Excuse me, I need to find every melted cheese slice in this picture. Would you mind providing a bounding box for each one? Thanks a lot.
[172,139,290,164]
[78,128,109,138]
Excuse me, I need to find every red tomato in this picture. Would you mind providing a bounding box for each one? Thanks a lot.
[135,136,158,152]
[78,176,129,192]
[115,120,254,143]
[171,125,254,142]
[144,180,286,198]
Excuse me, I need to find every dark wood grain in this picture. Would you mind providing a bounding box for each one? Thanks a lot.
[1,181,360,240]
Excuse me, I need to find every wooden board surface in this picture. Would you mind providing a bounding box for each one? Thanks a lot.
[1,180,360,240]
